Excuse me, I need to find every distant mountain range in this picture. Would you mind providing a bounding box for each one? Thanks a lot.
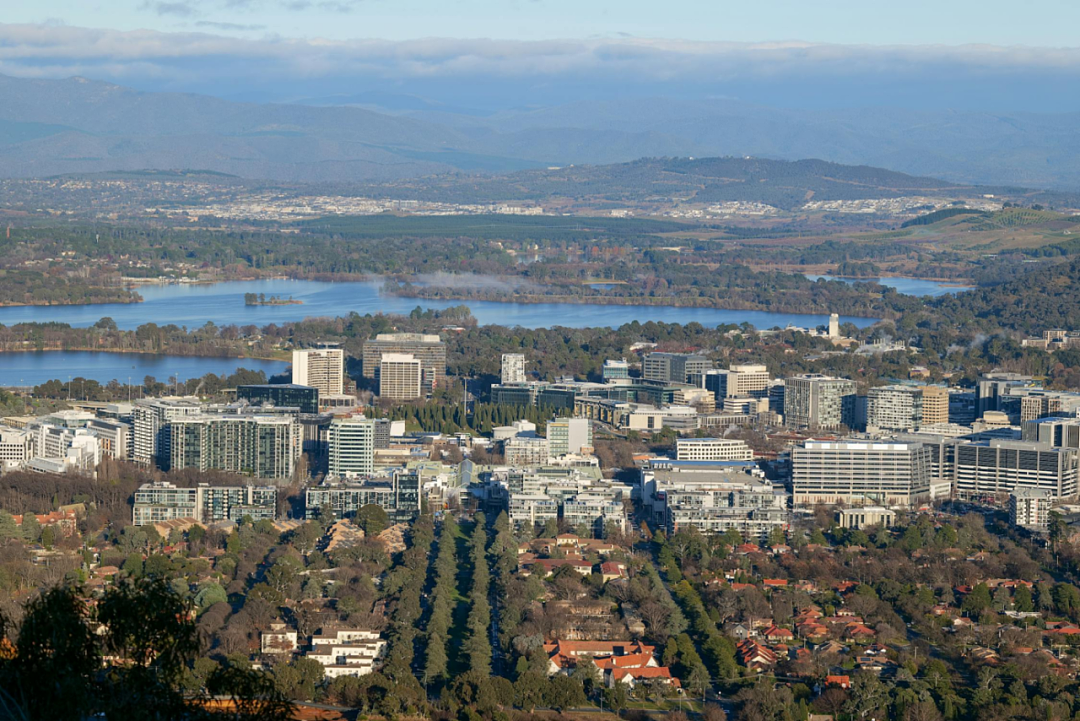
[3,74,1080,190]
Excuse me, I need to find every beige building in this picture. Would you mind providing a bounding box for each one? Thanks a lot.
[292,347,345,396]
[377,353,422,400]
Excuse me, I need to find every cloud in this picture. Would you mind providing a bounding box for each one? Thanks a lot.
[0,22,1079,110]
[141,1,200,17]
[194,20,266,31]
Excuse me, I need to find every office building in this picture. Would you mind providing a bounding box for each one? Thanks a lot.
[783,375,856,430]
[305,470,421,523]
[1023,416,1080,448]
[133,481,277,526]
[602,359,630,381]
[562,494,628,536]
[976,371,1037,418]
[547,418,593,457]
[362,333,446,393]
[1009,487,1053,531]
[921,386,949,426]
[85,418,131,461]
[836,507,896,530]
[170,414,301,481]
[642,352,712,384]
[501,353,527,384]
[699,364,770,401]
[950,440,1078,500]
[675,438,754,462]
[791,440,933,508]
[132,398,202,469]
[237,384,319,414]
[828,313,840,339]
[292,347,345,396]
[377,353,423,400]
[328,416,376,477]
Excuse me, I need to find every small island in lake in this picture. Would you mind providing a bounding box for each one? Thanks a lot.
[244,292,303,306]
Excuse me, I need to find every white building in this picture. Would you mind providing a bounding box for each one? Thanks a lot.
[1009,487,1053,531]
[547,418,593,457]
[377,353,422,400]
[132,397,202,468]
[675,438,753,462]
[292,346,345,397]
[505,436,550,466]
[791,440,933,508]
[328,416,376,477]
[501,353,527,384]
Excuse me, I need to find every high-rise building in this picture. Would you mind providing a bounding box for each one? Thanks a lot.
[292,347,345,397]
[362,333,446,393]
[783,375,856,429]
[501,353,527,384]
[132,398,202,469]
[328,416,376,477]
[921,386,949,426]
[132,481,277,526]
[237,384,319,414]
[949,439,1078,500]
[699,364,770,400]
[643,352,712,384]
[976,371,1037,417]
[377,353,422,400]
[1010,487,1053,531]
[170,414,301,481]
[867,385,924,432]
[828,313,840,339]
[547,418,593,457]
[792,440,933,508]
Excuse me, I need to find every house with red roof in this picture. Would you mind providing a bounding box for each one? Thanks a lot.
[762,626,795,642]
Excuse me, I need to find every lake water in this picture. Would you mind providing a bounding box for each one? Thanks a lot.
[0,351,288,388]
[0,279,882,386]
[803,274,972,297]
[0,279,881,331]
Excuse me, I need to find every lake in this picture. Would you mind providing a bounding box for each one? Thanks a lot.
[0,279,881,331]
[0,279,882,386]
[803,274,972,297]
[0,351,288,388]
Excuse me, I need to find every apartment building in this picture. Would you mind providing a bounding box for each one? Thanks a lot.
[1009,487,1053,531]
[169,414,300,481]
[505,436,551,466]
[361,333,446,393]
[501,353,527,384]
[783,375,856,429]
[292,346,345,396]
[305,469,421,523]
[547,417,593,457]
[675,438,753,462]
[132,481,277,526]
[791,440,933,508]
[663,482,788,541]
[867,385,925,432]
[132,397,202,469]
[328,416,376,477]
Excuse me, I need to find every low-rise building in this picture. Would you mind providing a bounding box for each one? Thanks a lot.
[675,437,753,461]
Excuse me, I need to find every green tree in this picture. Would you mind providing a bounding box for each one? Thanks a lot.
[21,513,41,543]
[356,504,389,536]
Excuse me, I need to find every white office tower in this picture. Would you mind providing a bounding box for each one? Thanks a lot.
[328,416,376,477]
[292,346,345,396]
[377,353,422,400]
[828,313,840,338]
[501,353,527,384]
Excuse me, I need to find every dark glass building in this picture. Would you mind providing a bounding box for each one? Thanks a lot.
[237,384,319,414]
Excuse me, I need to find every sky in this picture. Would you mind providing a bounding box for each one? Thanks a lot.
[2,0,1080,111]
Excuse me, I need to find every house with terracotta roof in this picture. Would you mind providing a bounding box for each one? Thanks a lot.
[844,623,876,640]
[737,639,779,671]
[608,666,681,690]
[762,626,795,642]
[762,578,788,589]
[543,640,656,674]
[825,675,851,689]
[523,558,594,577]
[599,561,626,583]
